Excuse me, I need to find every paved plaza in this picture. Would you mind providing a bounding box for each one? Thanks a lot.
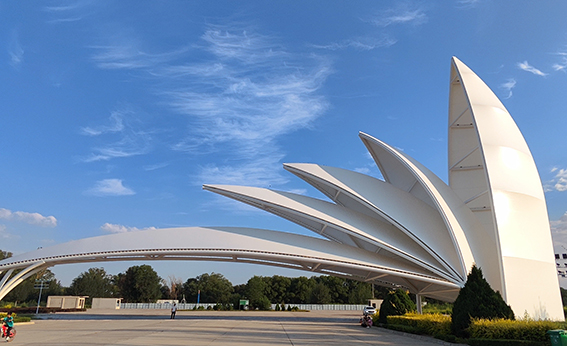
[12,309,463,346]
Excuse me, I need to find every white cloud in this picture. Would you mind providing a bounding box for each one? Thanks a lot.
[0,208,57,227]
[85,179,135,196]
[552,212,567,234]
[372,5,428,27]
[101,223,156,233]
[545,168,567,192]
[551,212,567,248]
[553,169,567,192]
[517,61,547,76]
[500,78,516,99]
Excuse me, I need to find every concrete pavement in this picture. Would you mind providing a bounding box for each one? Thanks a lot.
[12,309,464,345]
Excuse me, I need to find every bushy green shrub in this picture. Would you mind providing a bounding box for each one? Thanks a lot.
[469,318,562,342]
[387,313,451,337]
[378,289,416,324]
[452,265,514,337]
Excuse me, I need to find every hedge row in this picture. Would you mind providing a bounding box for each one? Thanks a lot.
[386,313,567,344]
[0,312,32,323]
[387,313,451,337]
[469,318,564,342]
[467,338,548,346]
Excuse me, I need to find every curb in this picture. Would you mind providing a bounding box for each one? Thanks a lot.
[376,327,467,346]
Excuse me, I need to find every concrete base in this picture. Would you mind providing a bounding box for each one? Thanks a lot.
[13,309,464,345]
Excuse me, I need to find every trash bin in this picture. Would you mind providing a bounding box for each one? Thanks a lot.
[548,330,567,346]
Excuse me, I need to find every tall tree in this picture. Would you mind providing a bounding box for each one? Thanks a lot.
[69,268,116,303]
[116,265,162,303]
[245,276,270,310]
[451,265,514,337]
[378,289,416,324]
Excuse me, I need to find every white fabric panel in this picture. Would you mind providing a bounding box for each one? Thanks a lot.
[204,184,458,282]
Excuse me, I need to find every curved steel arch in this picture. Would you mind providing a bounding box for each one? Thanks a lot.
[0,226,460,302]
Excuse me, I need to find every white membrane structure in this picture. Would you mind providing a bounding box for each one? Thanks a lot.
[0,57,562,319]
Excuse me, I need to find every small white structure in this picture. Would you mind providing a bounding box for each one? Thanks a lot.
[47,296,86,309]
[368,299,383,309]
[91,298,122,309]
[156,299,178,305]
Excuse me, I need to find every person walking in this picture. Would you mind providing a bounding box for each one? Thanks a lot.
[170,303,177,319]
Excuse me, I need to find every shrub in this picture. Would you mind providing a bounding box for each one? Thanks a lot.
[469,318,562,342]
[387,313,451,337]
[452,265,514,337]
[378,289,416,324]
[275,304,280,311]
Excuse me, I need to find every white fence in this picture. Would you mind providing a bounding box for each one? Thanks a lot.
[121,303,216,310]
[120,302,367,311]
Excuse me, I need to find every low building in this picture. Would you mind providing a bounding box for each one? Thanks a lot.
[91,298,122,309]
[47,296,86,309]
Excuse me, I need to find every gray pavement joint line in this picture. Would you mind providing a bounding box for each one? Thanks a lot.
[278,320,294,346]
[205,319,242,346]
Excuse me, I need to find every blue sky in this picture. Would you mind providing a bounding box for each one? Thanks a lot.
[1,0,567,287]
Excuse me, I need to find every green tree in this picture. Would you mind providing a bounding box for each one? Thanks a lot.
[348,282,372,304]
[183,273,233,304]
[378,289,416,324]
[245,276,270,310]
[318,276,349,303]
[5,268,63,306]
[265,275,291,304]
[310,282,331,304]
[69,268,116,304]
[451,265,514,337]
[288,276,314,304]
[116,265,162,303]
[0,250,13,260]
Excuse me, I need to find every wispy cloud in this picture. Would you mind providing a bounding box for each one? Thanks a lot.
[456,0,481,8]
[81,110,125,136]
[101,223,156,233]
[500,78,516,99]
[87,24,331,187]
[8,30,24,68]
[143,162,170,171]
[0,208,57,227]
[552,52,567,72]
[517,61,547,76]
[163,26,331,186]
[43,0,95,24]
[80,107,152,162]
[371,4,428,27]
[91,42,188,70]
[84,179,135,196]
[311,36,397,51]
